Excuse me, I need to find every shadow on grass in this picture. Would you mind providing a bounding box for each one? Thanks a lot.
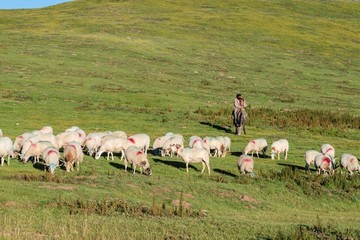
[213,168,238,178]
[230,151,243,157]
[153,158,198,172]
[277,163,316,172]
[109,162,125,170]
[33,162,45,171]
[200,122,233,134]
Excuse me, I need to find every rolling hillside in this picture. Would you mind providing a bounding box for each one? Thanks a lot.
[0,0,359,239]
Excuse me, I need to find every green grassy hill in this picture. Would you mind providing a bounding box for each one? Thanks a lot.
[0,0,359,239]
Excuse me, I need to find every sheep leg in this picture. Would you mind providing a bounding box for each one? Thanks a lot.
[106,152,110,161]
[206,163,210,175]
[1,157,4,166]
[186,163,189,173]
[256,151,259,159]
[111,152,114,161]
[284,150,288,160]
[7,155,10,166]
[201,161,205,174]
[132,164,136,174]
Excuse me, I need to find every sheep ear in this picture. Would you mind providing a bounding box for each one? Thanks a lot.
[139,161,147,167]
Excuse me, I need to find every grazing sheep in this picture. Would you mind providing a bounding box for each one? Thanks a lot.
[152,135,172,156]
[0,137,15,166]
[12,132,34,154]
[63,142,84,172]
[177,148,210,174]
[203,136,224,157]
[244,138,268,158]
[22,141,54,164]
[188,136,204,149]
[110,130,127,139]
[321,143,335,158]
[161,135,184,157]
[340,154,359,175]
[84,133,102,157]
[56,131,84,149]
[304,150,322,171]
[124,146,151,175]
[42,147,60,174]
[314,154,334,175]
[237,154,254,176]
[270,139,289,160]
[223,136,231,152]
[95,137,128,161]
[127,134,151,153]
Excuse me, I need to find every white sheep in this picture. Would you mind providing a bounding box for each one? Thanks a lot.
[237,154,254,176]
[63,142,84,172]
[0,137,15,166]
[124,146,151,175]
[203,136,224,157]
[56,131,84,149]
[321,144,335,158]
[314,154,334,175]
[0,129,3,137]
[161,135,184,157]
[22,141,54,164]
[223,136,231,152]
[304,150,321,171]
[340,154,359,175]
[127,133,150,153]
[177,148,210,174]
[84,133,103,156]
[189,136,205,149]
[95,137,128,161]
[42,147,60,174]
[270,139,289,160]
[40,126,53,135]
[110,130,127,139]
[244,138,268,158]
[12,132,35,153]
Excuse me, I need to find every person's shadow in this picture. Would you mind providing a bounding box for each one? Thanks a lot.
[200,122,232,133]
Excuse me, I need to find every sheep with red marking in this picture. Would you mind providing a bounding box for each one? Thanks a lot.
[314,154,334,175]
[124,146,151,175]
[244,138,268,158]
[63,142,84,172]
[237,154,254,176]
[189,136,205,149]
[95,137,128,161]
[84,133,103,157]
[22,141,54,164]
[20,133,57,157]
[0,137,15,166]
[321,144,335,163]
[177,147,210,174]
[340,154,359,175]
[270,139,289,160]
[56,131,84,149]
[304,150,322,171]
[127,134,150,153]
[42,146,60,174]
[13,132,34,154]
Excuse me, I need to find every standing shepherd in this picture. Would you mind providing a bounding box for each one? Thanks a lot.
[232,93,248,135]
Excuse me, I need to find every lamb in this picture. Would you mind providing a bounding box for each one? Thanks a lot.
[63,142,84,172]
[177,147,210,174]
[124,146,151,175]
[237,154,254,176]
[314,154,334,175]
[21,141,54,164]
[42,147,60,174]
[244,138,268,158]
[340,154,360,175]
[270,139,289,160]
[0,137,15,166]
[95,137,128,161]
[304,150,322,171]
[127,133,150,153]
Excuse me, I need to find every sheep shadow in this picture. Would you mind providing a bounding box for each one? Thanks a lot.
[213,168,238,178]
[230,151,243,157]
[153,158,198,172]
[277,163,316,172]
[200,122,233,134]
[109,162,125,170]
[32,162,46,171]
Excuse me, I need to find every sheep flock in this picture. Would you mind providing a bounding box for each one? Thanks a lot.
[0,126,359,176]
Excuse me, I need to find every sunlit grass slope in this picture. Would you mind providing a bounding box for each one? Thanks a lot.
[0,0,359,239]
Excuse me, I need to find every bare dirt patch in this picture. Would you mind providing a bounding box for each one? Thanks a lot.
[240,194,259,204]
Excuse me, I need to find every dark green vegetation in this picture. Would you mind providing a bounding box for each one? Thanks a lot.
[0,0,359,239]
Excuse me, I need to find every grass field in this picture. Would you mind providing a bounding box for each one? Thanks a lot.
[0,0,360,239]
